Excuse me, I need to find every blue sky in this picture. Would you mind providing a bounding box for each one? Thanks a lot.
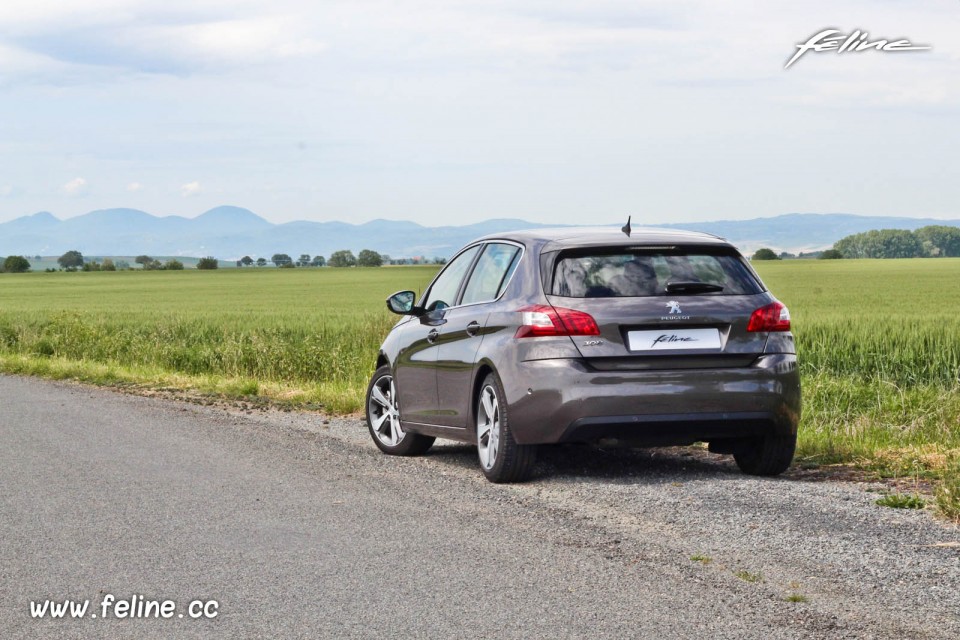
[1,0,958,225]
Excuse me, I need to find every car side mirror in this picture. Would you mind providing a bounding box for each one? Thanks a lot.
[386,290,422,316]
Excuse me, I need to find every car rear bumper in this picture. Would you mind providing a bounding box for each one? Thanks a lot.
[501,354,801,445]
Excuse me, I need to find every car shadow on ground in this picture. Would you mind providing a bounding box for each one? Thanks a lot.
[423,441,761,485]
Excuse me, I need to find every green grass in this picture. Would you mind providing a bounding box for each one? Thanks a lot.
[1,259,959,505]
[0,267,438,412]
[690,554,712,564]
[785,594,809,603]
[935,465,960,523]
[754,259,960,480]
[734,570,763,583]
[874,493,926,509]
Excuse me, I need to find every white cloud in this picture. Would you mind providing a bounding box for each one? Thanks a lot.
[62,177,88,195]
[0,4,329,78]
[0,1,957,225]
[0,185,13,197]
[180,181,201,197]
[157,17,327,64]
[127,181,143,192]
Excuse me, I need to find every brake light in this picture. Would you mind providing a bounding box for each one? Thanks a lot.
[515,305,600,338]
[747,302,791,332]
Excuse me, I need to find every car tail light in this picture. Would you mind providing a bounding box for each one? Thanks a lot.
[515,304,600,338]
[747,302,791,332]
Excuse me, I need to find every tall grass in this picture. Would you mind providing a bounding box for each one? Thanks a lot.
[0,268,437,412]
[756,259,960,479]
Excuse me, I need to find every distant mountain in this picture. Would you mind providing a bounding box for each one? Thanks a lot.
[190,206,274,234]
[3,210,59,232]
[1,207,958,259]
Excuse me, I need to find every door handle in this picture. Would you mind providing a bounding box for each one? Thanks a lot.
[427,329,440,343]
[466,321,481,337]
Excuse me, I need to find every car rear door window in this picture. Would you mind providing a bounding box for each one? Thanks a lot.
[421,245,481,311]
[460,243,521,306]
[553,248,762,297]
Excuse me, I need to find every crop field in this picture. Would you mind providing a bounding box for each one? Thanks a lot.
[756,259,960,482]
[1,259,958,505]
[0,267,438,413]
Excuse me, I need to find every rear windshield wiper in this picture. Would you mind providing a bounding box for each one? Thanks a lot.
[664,281,724,294]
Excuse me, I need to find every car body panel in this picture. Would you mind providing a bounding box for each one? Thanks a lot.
[391,317,440,422]
[434,305,489,428]
[500,353,800,445]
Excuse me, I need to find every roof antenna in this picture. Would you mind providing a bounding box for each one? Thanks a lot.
[621,215,632,237]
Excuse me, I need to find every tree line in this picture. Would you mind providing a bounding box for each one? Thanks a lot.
[2,248,449,273]
[242,250,385,268]
[0,251,216,272]
[751,225,960,261]
[831,226,960,259]
[236,250,448,268]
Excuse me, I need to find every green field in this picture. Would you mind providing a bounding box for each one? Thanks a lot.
[757,260,960,480]
[0,267,438,412]
[1,260,958,509]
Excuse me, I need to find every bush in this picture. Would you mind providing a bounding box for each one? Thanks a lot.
[819,249,843,260]
[58,250,84,268]
[163,259,184,271]
[101,258,117,271]
[357,249,383,267]
[196,257,218,270]
[328,250,357,267]
[752,248,780,261]
[2,255,31,273]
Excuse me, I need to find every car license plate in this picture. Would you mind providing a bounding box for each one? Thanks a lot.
[627,328,722,351]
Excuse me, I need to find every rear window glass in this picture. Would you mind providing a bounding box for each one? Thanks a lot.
[552,249,762,297]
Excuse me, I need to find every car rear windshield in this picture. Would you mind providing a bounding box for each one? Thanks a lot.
[551,247,763,298]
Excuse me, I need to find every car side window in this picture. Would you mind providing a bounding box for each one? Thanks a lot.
[421,245,481,311]
[460,243,522,306]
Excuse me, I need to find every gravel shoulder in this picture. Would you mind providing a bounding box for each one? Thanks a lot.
[1,374,957,639]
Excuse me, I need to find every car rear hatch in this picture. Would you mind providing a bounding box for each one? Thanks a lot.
[543,245,773,370]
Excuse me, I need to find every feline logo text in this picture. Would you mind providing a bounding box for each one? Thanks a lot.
[785,29,930,69]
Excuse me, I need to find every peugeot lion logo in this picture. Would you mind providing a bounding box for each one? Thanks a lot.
[667,301,682,315]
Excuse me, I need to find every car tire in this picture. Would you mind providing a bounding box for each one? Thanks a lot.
[476,371,536,483]
[733,432,796,476]
[366,365,435,456]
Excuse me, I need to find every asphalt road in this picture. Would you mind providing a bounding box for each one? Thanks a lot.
[1,374,958,639]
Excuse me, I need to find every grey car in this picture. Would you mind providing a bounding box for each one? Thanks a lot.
[366,228,801,483]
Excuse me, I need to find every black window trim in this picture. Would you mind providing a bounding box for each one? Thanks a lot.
[418,242,485,311]
[419,240,525,312]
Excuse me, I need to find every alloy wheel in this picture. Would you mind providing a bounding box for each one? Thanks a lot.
[369,374,404,447]
[477,384,501,470]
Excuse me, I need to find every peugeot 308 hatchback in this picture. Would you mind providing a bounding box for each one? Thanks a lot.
[366,228,801,483]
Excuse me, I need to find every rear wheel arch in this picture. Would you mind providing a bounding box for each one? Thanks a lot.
[470,361,496,423]
[375,352,389,370]
[475,369,536,482]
